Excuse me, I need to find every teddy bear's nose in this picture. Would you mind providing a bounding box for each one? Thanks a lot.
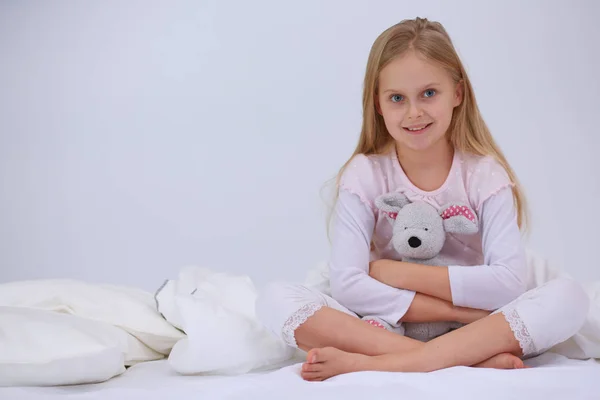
[408,236,421,248]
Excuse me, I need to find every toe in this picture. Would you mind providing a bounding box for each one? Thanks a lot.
[301,371,324,381]
[314,346,337,362]
[302,362,322,373]
[306,348,320,364]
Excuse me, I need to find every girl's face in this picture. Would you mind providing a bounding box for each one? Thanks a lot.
[376,51,463,153]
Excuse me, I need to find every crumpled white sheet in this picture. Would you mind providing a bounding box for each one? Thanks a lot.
[155,266,298,376]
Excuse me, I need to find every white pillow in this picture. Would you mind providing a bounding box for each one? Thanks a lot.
[0,306,128,387]
[0,279,185,358]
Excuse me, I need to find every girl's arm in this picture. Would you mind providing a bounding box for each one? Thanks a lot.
[401,292,490,324]
[370,260,453,302]
[329,190,487,325]
[370,187,527,310]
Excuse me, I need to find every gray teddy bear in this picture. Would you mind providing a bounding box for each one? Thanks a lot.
[363,191,479,342]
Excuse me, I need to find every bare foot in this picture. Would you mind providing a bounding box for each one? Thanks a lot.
[475,353,526,369]
[300,349,527,381]
[300,347,367,381]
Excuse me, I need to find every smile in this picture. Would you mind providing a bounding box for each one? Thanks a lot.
[403,123,433,134]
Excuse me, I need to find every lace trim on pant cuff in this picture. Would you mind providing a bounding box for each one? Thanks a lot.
[281,302,323,348]
[501,307,537,356]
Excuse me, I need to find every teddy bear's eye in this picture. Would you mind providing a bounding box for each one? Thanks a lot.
[424,228,429,231]
[404,227,408,230]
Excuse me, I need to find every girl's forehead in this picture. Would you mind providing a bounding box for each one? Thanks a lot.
[379,52,452,90]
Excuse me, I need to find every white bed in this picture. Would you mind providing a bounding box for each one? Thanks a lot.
[1,254,599,399]
[0,353,597,399]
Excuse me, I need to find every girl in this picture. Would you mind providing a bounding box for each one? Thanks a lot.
[255,17,589,381]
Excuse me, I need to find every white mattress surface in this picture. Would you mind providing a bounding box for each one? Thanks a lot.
[1,352,597,399]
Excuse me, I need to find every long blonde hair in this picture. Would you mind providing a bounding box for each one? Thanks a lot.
[327,17,529,232]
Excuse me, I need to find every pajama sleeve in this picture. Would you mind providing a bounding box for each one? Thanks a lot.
[447,186,528,310]
[328,188,416,327]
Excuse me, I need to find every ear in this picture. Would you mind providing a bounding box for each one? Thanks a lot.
[439,203,478,234]
[375,192,410,222]
[453,80,464,108]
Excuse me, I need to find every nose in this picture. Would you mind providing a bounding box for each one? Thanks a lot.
[407,102,423,119]
[408,236,421,248]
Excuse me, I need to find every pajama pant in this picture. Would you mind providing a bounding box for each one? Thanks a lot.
[255,278,590,358]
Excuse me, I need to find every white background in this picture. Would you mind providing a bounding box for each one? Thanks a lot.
[1,0,599,292]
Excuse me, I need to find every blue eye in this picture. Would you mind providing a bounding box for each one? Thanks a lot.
[390,94,404,103]
[424,89,436,98]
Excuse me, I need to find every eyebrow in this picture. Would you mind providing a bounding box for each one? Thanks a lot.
[382,82,441,94]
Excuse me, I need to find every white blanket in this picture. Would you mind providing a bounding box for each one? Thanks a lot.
[155,265,297,375]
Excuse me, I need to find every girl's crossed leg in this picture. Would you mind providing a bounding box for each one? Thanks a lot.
[294,306,525,381]
[256,279,588,380]
[296,278,589,380]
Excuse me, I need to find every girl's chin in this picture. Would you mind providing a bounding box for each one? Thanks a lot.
[393,132,447,153]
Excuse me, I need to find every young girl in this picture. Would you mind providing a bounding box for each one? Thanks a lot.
[255,17,589,381]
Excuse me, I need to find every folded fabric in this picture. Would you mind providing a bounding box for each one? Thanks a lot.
[156,266,296,375]
[0,306,127,386]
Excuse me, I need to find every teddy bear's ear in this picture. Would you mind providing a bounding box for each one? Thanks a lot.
[375,192,410,222]
[439,203,478,234]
